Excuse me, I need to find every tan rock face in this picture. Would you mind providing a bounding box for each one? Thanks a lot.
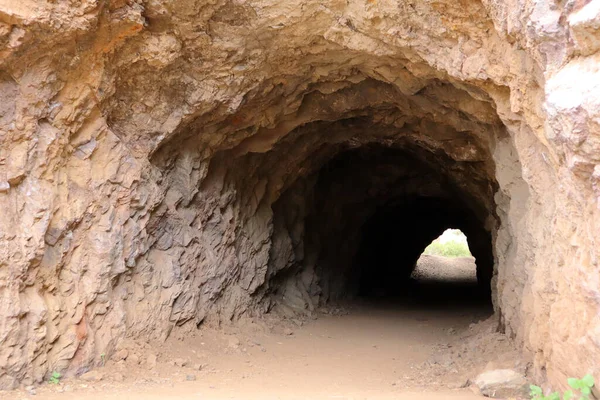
[0,0,598,390]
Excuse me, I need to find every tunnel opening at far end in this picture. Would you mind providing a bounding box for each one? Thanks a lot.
[415,229,477,291]
[422,229,472,259]
[408,228,493,312]
[354,201,494,314]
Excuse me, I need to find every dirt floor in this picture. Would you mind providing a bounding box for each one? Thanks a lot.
[2,255,524,400]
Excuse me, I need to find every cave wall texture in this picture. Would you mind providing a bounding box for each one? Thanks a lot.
[1,0,599,391]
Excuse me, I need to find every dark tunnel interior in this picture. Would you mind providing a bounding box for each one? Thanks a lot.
[260,142,497,315]
[355,197,494,298]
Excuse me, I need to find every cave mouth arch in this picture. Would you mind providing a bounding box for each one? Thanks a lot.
[148,75,516,335]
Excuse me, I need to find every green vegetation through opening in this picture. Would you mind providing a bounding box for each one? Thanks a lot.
[422,229,472,257]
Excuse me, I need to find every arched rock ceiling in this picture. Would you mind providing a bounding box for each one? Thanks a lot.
[94,0,536,164]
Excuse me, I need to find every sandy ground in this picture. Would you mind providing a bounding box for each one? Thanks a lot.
[2,255,522,400]
[412,254,478,281]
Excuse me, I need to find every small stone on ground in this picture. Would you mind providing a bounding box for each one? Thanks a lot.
[473,369,527,398]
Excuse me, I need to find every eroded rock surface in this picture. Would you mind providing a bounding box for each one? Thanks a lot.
[0,0,599,390]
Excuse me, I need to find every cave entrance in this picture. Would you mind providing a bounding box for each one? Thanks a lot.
[152,75,507,330]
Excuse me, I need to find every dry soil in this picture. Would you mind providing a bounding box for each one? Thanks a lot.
[2,255,521,400]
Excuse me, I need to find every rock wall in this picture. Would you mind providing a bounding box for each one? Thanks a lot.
[1,0,599,390]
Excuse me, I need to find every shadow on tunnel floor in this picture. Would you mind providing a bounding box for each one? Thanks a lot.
[356,276,493,320]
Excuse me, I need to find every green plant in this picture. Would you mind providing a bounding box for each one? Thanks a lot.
[48,371,61,385]
[530,374,595,400]
[423,240,471,257]
[101,353,106,366]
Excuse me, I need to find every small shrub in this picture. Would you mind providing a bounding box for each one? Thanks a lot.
[530,374,595,400]
[48,371,61,385]
[423,240,471,257]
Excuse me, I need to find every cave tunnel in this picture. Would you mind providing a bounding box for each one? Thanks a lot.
[151,77,506,326]
[6,0,597,389]
[193,101,501,317]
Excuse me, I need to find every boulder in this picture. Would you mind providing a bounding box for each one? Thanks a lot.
[473,369,528,399]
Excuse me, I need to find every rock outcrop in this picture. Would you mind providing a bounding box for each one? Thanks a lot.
[0,0,599,391]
